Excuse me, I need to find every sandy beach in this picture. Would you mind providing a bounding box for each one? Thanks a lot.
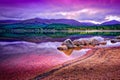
[34,46,120,80]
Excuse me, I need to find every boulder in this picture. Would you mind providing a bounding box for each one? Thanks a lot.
[57,45,68,50]
[73,40,83,46]
[80,40,90,46]
[104,38,110,41]
[73,39,90,46]
[115,36,120,39]
[62,39,75,49]
[73,40,81,46]
[111,39,120,43]
[99,41,107,45]
[90,39,99,46]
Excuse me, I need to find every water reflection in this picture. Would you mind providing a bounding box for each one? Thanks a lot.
[60,49,73,56]
[0,31,120,42]
[58,47,86,56]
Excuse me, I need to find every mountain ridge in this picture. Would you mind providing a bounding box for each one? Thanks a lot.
[0,18,120,26]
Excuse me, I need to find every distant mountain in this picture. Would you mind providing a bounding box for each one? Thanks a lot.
[0,20,21,24]
[0,18,95,26]
[21,18,96,26]
[0,18,120,27]
[101,20,120,25]
[78,22,96,26]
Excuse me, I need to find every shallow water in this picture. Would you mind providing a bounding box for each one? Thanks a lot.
[0,31,120,79]
[0,40,91,79]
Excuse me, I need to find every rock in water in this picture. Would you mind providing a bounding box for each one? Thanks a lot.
[111,39,120,43]
[99,41,107,45]
[73,39,90,46]
[82,40,90,46]
[73,40,81,46]
[62,39,75,49]
[90,39,99,46]
[104,38,110,41]
[115,36,120,39]
[57,45,68,50]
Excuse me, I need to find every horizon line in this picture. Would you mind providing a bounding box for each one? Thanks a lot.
[0,18,120,24]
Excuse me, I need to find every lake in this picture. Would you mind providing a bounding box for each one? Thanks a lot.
[0,30,120,80]
[0,30,120,42]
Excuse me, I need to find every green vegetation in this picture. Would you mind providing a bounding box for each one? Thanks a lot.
[0,23,120,38]
[1,23,120,30]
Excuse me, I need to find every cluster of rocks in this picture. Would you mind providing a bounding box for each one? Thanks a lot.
[57,39,75,50]
[73,39,101,47]
[57,36,120,50]
[57,38,105,50]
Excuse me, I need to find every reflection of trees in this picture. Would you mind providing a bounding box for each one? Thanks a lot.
[1,31,120,38]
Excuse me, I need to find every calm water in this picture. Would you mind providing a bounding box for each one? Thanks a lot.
[0,30,120,80]
[0,31,120,42]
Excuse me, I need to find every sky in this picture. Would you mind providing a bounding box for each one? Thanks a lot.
[0,0,120,23]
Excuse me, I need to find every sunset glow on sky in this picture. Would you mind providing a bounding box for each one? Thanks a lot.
[0,0,120,23]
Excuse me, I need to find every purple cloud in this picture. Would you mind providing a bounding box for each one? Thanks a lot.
[0,0,120,22]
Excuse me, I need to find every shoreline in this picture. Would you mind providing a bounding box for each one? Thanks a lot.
[0,36,120,80]
[33,46,120,80]
[32,48,96,80]
[30,46,120,80]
